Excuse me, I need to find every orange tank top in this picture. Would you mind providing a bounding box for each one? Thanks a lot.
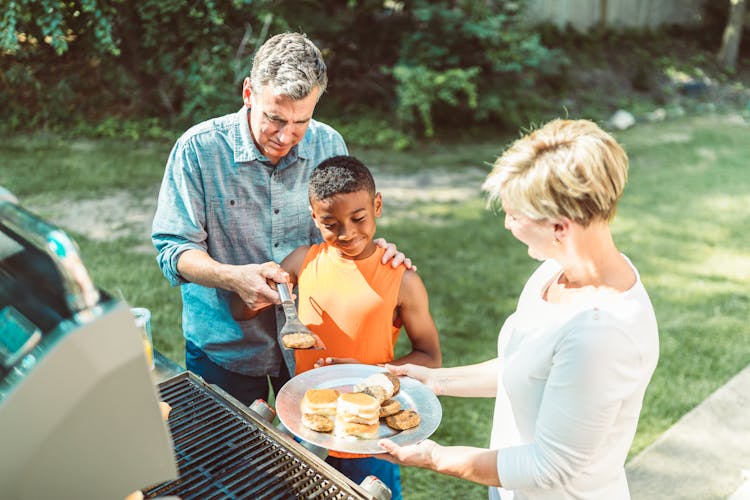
[294,243,405,374]
[294,243,405,459]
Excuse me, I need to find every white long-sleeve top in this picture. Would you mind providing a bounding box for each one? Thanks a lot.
[490,257,659,500]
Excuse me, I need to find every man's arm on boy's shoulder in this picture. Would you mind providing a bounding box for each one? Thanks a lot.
[391,270,442,368]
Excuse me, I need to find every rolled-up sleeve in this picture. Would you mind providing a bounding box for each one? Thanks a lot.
[152,137,208,287]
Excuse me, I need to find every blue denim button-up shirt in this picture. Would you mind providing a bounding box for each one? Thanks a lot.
[152,107,347,376]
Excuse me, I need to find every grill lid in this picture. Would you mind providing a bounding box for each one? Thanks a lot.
[143,372,370,500]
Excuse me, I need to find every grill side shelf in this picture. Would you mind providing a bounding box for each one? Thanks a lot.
[142,372,368,500]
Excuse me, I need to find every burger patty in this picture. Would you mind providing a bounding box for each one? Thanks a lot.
[379,398,401,418]
[385,409,420,430]
[301,413,334,432]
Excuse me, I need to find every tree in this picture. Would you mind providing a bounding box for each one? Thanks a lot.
[0,0,271,130]
[0,0,119,55]
[717,0,747,71]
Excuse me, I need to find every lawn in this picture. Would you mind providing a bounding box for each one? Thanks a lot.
[2,113,749,499]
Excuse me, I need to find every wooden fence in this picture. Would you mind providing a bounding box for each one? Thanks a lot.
[524,0,708,32]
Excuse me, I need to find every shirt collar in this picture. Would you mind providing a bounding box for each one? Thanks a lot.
[234,106,311,168]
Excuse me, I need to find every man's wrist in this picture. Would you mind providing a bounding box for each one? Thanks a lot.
[218,262,244,293]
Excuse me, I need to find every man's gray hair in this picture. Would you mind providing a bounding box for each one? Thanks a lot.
[250,32,328,100]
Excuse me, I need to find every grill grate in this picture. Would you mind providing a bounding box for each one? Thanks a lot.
[143,373,366,500]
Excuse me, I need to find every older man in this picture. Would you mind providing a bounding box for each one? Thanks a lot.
[152,33,408,405]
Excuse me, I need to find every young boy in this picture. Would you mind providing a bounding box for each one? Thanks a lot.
[233,155,441,499]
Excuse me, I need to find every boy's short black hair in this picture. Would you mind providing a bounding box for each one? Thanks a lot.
[309,155,376,201]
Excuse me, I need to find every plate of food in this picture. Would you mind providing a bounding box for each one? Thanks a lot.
[275,363,442,454]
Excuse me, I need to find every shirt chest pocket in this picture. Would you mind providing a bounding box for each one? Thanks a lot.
[207,194,266,247]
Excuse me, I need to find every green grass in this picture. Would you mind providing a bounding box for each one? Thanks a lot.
[2,114,748,500]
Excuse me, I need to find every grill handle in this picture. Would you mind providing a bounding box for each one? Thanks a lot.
[360,475,392,500]
[249,399,276,422]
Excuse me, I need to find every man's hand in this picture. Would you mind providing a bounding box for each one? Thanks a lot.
[176,250,291,314]
[375,237,416,271]
[230,261,289,312]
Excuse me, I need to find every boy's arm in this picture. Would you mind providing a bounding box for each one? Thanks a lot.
[229,246,309,320]
[279,246,307,287]
[391,270,442,368]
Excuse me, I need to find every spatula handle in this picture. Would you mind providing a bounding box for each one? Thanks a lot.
[277,282,293,303]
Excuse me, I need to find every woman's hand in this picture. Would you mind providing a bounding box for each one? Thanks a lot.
[313,356,360,368]
[375,237,416,271]
[377,438,439,469]
[383,363,441,395]
[378,439,502,487]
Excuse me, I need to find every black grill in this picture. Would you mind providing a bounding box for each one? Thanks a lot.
[143,372,368,500]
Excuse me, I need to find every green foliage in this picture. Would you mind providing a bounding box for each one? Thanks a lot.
[328,115,415,151]
[2,1,746,149]
[0,0,119,56]
[117,0,271,121]
[85,117,173,141]
[1,0,122,129]
[391,65,480,137]
[391,0,559,133]
[1,0,561,143]
[0,0,277,133]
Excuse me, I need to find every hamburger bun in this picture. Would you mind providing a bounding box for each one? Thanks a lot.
[361,372,398,399]
[337,392,380,424]
[358,385,387,404]
[384,372,400,395]
[301,388,340,416]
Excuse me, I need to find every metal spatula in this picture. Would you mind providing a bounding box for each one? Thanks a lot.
[277,284,325,350]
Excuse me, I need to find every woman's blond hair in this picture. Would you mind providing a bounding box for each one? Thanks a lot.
[482,119,628,225]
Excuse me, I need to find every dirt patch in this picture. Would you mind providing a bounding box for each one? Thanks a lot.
[27,168,488,246]
[28,186,160,253]
[376,167,486,204]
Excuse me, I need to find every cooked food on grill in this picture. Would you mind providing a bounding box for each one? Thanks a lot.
[385,409,421,430]
[302,412,334,432]
[301,388,340,416]
[124,490,144,500]
[282,332,317,349]
[379,398,401,418]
